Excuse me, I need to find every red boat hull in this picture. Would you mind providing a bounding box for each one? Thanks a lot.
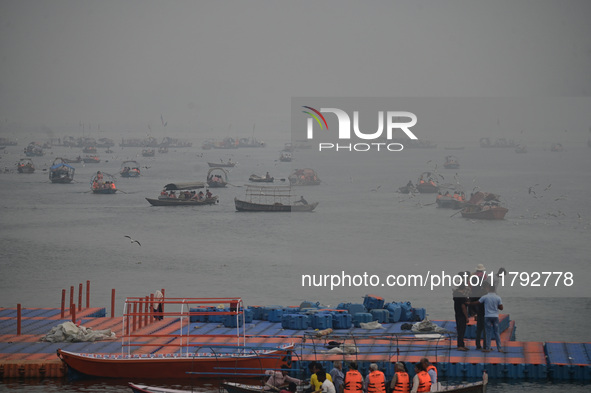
[57,348,292,379]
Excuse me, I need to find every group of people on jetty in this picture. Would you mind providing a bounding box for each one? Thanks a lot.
[160,189,212,200]
[263,358,440,393]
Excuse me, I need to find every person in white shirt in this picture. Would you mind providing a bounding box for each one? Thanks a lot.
[315,371,336,393]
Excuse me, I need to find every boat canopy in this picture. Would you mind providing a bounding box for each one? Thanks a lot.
[164,182,206,191]
[50,162,75,170]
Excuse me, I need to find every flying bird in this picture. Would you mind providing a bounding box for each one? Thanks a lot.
[544,184,552,191]
[528,184,538,195]
[124,236,141,246]
[370,185,381,192]
[161,114,167,127]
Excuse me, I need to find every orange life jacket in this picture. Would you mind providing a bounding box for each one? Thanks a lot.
[367,370,385,393]
[343,370,363,393]
[416,371,431,393]
[392,372,410,393]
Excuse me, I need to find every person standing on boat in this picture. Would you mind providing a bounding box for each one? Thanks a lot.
[153,290,164,321]
[329,361,344,393]
[390,362,410,393]
[264,365,303,391]
[297,196,309,205]
[364,363,386,393]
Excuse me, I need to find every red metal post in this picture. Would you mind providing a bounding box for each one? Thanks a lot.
[150,293,155,323]
[17,304,21,335]
[86,280,90,308]
[133,301,138,332]
[71,303,76,323]
[69,286,74,315]
[111,289,115,318]
[137,299,142,329]
[61,289,66,318]
[144,296,149,326]
[78,283,83,312]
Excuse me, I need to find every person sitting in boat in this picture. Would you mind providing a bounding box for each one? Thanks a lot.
[266,171,271,179]
[92,180,99,190]
[407,180,413,188]
[264,365,303,391]
[206,189,212,199]
[160,189,168,196]
[444,191,450,196]
[436,192,442,200]
[198,191,205,200]
[169,191,176,198]
[97,171,103,181]
[110,182,116,190]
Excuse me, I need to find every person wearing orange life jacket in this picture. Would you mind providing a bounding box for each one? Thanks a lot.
[110,182,116,190]
[410,363,431,393]
[342,362,363,393]
[364,363,386,393]
[420,358,437,389]
[390,362,410,393]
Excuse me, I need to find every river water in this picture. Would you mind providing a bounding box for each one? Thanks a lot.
[0,136,590,392]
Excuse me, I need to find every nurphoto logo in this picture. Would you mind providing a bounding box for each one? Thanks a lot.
[301,106,418,152]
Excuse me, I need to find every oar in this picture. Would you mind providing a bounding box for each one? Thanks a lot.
[116,189,129,194]
[450,209,463,217]
[227,183,242,187]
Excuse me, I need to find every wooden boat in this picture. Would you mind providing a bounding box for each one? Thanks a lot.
[82,146,97,154]
[550,143,564,152]
[222,382,267,393]
[58,346,291,379]
[279,151,292,162]
[436,194,466,209]
[416,172,439,193]
[24,143,44,157]
[461,204,508,220]
[17,158,35,173]
[83,155,101,163]
[147,182,216,206]
[158,146,169,153]
[207,167,228,188]
[142,149,156,157]
[515,144,527,153]
[63,156,82,163]
[288,168,320,186]
[235,185,317,212]
[146,196,217,206]
[238,137,265,147]
[96,138,115,148]
[90,172,117,194]
[480,137,516,148]
[120,160,141,178]
[249,174,274,183]
[208,160,236,168]
[49,158,75,183]
[129,383,194,393]
[443,155,459,169]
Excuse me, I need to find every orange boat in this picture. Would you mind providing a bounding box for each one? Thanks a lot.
[57,345,293,379]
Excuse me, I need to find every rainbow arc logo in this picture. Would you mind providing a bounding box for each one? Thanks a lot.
[302,106,328,131]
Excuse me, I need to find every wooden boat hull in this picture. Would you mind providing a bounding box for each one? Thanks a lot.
[416,183,439,193]
[222,382,266,393]
[461,206,508,220]
[436,197,465,209]
[121,171,141,178]
[443,163,459,169]
[50,176,74,183]
[235,198,317,212]
[92,188,117,194]
[17,167,35,173]
[146,197,218,206]
[57,348,291,379]
[208,162,235,168]
[207,181,227,188]
[83,158,100,163]
[249,176,274,183]
[129,383,193,393]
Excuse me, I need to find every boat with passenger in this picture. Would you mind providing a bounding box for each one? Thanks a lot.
[249,173,274,183]
[82,146,97,154]
[142,149,156,157]
[24,143,44,157]
[83,155,101,164]
[208,159,236,168]
[207,167,229,188]
[63,156,82,164]
[235,185,317,212]
[17,158,35,173]
[49,158,75,183]
[90,171,117,194]
[288,168,320,186]
[460,192,507,220]
[120,160,141,178]
[436,191,466,209]
[416,172,439,193]
[443,155,459,169]
[279,151,292,162]
[146,182,217,206]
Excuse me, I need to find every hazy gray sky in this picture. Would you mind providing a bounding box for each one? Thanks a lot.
[1,0,590,139]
